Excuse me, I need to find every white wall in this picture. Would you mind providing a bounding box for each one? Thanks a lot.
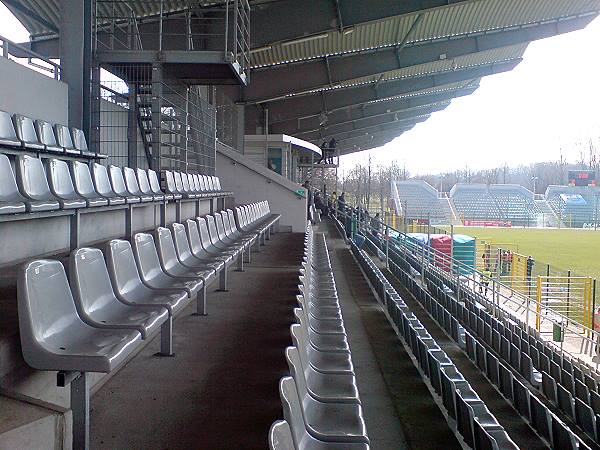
[0,58,68,124]
[216,143,307,232]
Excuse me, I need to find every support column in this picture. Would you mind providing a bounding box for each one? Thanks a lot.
[59,0,92,136]
[151,63,163,171]
[128,84,138,168]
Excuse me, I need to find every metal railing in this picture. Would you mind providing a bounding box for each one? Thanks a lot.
[331,200,600,371]
[93,0,250,80]
[0,34,61,80]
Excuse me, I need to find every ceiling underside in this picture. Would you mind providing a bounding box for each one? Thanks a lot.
[4,0,600,154]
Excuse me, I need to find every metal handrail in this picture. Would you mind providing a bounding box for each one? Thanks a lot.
[0,34,61,80]
[331,199,600,370]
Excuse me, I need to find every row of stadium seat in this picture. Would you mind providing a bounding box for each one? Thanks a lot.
[0,110,98,158]
[423,265,600,448]
[18,201,278,446]
[0,153,228,215]
[269,224,370,449]
[385,234,599,449]
[348,234,518,450]
[393,181,451,221]
[423,271,597,449]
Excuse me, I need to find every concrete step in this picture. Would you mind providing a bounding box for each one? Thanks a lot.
[0,396,69,450]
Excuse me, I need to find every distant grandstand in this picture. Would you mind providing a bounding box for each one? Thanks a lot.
[391,180,600,228]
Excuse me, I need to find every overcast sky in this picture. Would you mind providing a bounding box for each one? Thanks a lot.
[2,5,599,177]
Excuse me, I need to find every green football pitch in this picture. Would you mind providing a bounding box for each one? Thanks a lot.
[449,227,600,281]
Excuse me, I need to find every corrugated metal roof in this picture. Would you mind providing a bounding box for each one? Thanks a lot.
[364,79,480,106]
[250,0,600,67]
[288,43,526,98]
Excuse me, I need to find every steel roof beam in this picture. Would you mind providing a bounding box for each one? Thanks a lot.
[245,14,594,103]
[250,0,469,47]
[256,59,518,124]
[321,117,427,143]
[269,85,477,134]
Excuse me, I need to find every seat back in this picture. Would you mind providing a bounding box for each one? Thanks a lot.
[170,222,194,263]
[132,233,164,283]
[18,260,81,364]
[13,114,42,145]
[105,239,145,297]
[174,172,185,193]
[0,154,22,201]
[196,217,214,250]
[187,174,197,193]
[180,172,192,194]
[213,213,228,241]
[185,219,207,257]
[34,120,59,148]
[192,174,202,193]
[148,169,164,195]
[70,247,118,317]
[221,212,235,238]
[70,161,97,198]
[54,124,76,150]
[205,215,221,246]
[196,175,206,192]
[71,128,89,152]
[0,110,19,142]
[214,177,222,190]
[164,170,178,194]
[16,155,54,200]
[123,167,142,195]
[227,210,240,233]
[268,420,294,450]
[136,168,153,195]
[155,227,181,272]
[109,165,128,196]
[206,176,215,191]
[279,377,309,450]
[47,158,77,198]
[92,163,117,197]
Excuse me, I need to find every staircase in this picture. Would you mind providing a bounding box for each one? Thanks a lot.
[535,199,561,227]
[445,196,462,225]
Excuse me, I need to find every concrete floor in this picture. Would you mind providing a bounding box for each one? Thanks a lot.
[90,232,304,450]
[320,221,461,450]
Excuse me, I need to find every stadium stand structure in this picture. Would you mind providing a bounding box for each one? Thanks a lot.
[393,180,452,224]
[546,185,600,228]
[2,1,600,449]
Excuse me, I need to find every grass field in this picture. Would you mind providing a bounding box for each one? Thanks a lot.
[450,227,600,281]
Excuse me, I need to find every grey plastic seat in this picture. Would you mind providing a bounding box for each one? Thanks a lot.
[45,159,87,209]
[164,170,182,199]
[283,373,369,445]
[69,161,108,207]
[15,155,61,211]
[109,165,141,203]
[123,167,153,202]
[214,212,245,251]
[298,314,349,353]
[54,124,80,156]
[71,128,96,158]
[187,173,200,197]
[179,172,197,198]
[291,324,353,375]
[18,259,142,373]
[174,172,192,198]
[155,227,213,280]
[196,217,235,265]
[92,163,126,205]
[227,209,257,246]
[34,119,63,153]
[169,223,219,276]
[105,239,189,315]
[70,247,168,339]
[136,168,164,201]
[0,153,26,214]
[295,306,345,337]
[148,169,173,200]
[132,232,203,297]
[269,420,294,450]
[206,214,242,255]
[287,346,360,404]
[192,174,208,198]
[279,377,369,450]
[13,114,45,151]
[0,110,21,148]
[184,219,226,272]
